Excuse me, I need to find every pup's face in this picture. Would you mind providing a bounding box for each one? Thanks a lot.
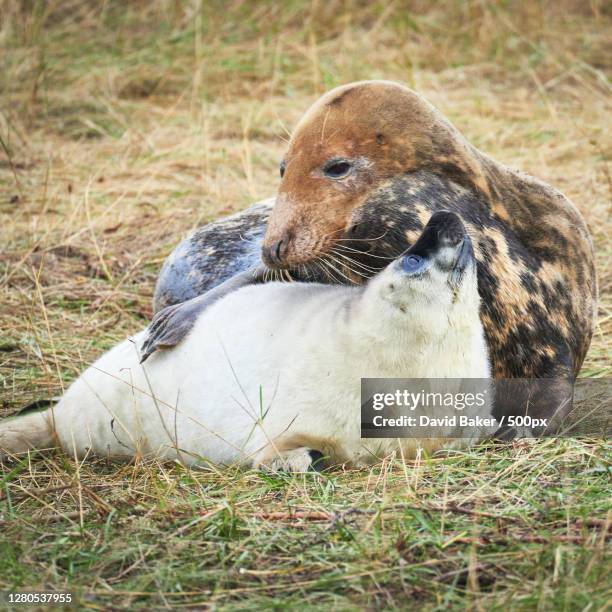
[374,211,479,331]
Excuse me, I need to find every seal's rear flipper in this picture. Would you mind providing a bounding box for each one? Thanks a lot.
[0,409,55,457]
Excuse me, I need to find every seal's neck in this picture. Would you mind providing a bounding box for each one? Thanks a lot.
[349,280,485,376]
[428,125,573,230]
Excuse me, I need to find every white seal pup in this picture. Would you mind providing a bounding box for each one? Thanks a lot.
[0,212,491,471]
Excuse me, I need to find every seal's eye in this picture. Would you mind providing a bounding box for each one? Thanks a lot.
[323,160,352,179]
[279,160,286,178]
[401,254,425,274]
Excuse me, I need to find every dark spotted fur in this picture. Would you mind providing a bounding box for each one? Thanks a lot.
[154,200,329,312]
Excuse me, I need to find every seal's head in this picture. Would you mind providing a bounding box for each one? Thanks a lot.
[262,80,485,268]
[367,211,480,337]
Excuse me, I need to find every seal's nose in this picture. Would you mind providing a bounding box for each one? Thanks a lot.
[406,211,467,257]
[431,211,466,248]
[397,210,472,278]
[261,238,288,267]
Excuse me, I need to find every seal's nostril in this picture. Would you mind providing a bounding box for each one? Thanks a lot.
[275,239,284,263]
[262,239,288,267]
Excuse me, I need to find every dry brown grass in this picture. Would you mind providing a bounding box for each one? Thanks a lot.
[0,1,610,608]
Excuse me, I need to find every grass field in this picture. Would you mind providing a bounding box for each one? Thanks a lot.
[1,1,611,609]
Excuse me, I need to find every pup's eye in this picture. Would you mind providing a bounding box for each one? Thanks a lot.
[401,254,424,273]
[323,160,352,179]
[279,160,286,178]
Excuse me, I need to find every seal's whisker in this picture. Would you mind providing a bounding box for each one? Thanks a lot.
[318,226,347,242]
[334,244,395,260]
[320,255,358,285]
[314,258,330,280]
[326,252,370,279]
[320,259,344,284]
[335,229,390,243]
[313,258,335,283]
[330,248,383,274]
[333,244,396,261]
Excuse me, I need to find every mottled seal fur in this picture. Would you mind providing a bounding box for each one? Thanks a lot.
[0,213,491,468]
[154,200,272,311]
[150,81,596,407]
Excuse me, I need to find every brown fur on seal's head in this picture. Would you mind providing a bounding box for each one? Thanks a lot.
[263,80,490,265]
[263,80,597,381]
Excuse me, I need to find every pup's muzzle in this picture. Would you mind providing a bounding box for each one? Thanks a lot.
[398,211,474,285]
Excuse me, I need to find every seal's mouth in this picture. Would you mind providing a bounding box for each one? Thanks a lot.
[397,210,474,288]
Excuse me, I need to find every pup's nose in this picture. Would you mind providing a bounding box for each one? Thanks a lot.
[431,211,465,248]
[261,238,288,268]
[397,210,470,275]
[409,211,466,255]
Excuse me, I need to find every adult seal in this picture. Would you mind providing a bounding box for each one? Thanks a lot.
[146,81,596,425]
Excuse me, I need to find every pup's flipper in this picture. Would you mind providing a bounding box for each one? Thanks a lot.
[0,409,55,457]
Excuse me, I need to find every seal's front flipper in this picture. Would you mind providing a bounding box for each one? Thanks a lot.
[140,265,266,363]
[139,299,199,362]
